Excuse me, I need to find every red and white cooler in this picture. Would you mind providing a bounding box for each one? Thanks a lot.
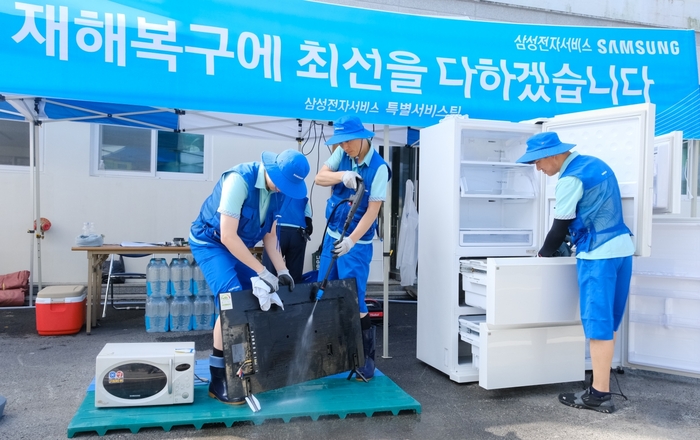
[36,285,86,335]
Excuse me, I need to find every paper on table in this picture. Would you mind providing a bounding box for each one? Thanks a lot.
[120,241,165,247]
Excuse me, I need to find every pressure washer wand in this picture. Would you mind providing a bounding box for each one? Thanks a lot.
[314,176,365,305]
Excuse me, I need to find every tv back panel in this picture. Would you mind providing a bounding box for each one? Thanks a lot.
[219,279,364,400]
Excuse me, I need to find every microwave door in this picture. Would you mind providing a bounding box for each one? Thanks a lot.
[101,362,168,400]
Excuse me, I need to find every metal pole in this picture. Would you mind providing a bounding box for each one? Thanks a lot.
[382,125,392,359]
[33,122,42,294]
[27,121,40,305]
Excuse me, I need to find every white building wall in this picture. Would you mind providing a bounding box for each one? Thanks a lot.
[0,121,333,284]
[319,0,700,80]
[318,0,700,28]
[481,0,699,29]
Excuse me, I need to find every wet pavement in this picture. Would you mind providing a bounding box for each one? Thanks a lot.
[1,297,699,440]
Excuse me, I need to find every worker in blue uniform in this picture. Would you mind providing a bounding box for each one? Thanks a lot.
[189,149,310,404]
[517,132,634,414]
[315,115,391,380]
[262,196,313,283]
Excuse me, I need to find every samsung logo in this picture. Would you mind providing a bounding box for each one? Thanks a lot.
[597,39,680,55]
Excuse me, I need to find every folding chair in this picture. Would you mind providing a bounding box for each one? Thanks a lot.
[101,253,150,318]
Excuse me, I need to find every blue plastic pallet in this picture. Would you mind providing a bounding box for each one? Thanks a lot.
[68,361,420,437]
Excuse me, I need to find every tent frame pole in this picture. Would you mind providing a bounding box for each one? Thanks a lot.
[32,121,43,298]
[382,124,392,359]
[27,120,42,305]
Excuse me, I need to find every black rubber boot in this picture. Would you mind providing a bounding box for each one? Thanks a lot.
[208,355,245,404]
[357,325,376,380]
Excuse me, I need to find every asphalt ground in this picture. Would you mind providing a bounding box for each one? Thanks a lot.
[1,297,699,440]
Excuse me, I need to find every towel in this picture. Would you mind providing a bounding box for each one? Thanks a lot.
[75,234,104,247]
[250,277,284,311]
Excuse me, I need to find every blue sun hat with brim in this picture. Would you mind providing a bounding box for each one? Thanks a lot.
[325,115,375,145]
[516,132,576,164]
[261,150,310,199]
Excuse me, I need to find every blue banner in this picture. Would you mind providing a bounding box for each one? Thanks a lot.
[1,0,697,126]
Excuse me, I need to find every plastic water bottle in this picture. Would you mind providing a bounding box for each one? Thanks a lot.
[147,258,170,297]
[180,258,192,296]
[170,258,191,297]
[192,294,215,330]
[82,222,94,236]
[158,258,170,297]
[191,259,211,297]
[145,296,169,332]
[169,296,193,331]
[190,259,215,330]
[168,258,180,297]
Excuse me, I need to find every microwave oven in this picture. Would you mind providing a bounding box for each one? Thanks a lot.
[95,342,195,408]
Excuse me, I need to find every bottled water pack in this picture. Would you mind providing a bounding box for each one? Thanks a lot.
[145,296,169,332]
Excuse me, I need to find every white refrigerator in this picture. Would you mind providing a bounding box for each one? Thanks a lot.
[415,103,691,389]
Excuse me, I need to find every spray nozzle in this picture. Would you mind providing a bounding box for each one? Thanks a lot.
[313,280,327,302]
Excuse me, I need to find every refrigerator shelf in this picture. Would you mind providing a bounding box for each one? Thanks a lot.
[632,271,700,282]
[459,164,537,198]
[459,228,533,246]
[460,193,535,199]
[459,160,532,168]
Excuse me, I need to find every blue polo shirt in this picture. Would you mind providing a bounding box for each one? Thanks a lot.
[325,146,389,202]
[218,163,275,226]
[324,145,389,244]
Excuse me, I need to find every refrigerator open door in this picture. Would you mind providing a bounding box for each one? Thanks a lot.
[623,219,700,379]
[539,103,656,257]
[653,131,683,215]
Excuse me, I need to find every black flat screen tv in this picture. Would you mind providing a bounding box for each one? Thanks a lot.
[219,278,364,400]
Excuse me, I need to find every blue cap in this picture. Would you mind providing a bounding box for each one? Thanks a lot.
[516,132,576,164]
[261,150,309,199]
[325,115,375,145]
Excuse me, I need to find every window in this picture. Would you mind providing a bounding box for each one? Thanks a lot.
[98,125,151,172]
[93,125,209,179]
[0,120,30,168]
[156,131,205,174]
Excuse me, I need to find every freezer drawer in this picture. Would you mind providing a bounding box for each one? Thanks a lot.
[462,258,580,326]
[487,257,580,326]
[459,315,485,346]
[460,260,487,309]
[459,315,485,370]
[479,323,585,390]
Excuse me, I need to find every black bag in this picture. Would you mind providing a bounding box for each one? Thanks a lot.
[102,255,126,284]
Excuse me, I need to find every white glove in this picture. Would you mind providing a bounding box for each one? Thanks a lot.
[332,236,355,257]
[257,268,279,292]
[342,171,361,190]
[251,277,284,311]
[278,269,295,291]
